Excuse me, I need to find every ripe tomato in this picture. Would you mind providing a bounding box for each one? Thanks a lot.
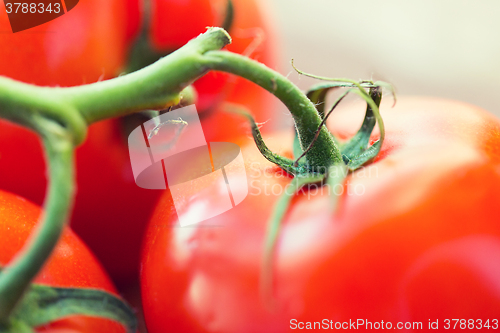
[194,0,279,141]
[193,0,279,140]
[134,0,279,140]
[0,189,125,333]
[140,97,500,332]
[149,0,219,50]
[70,119,161,287]
[0,0,151,286]
[0,0,127,86]
[0,118,160,287]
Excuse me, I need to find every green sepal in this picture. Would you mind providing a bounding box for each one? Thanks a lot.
[304,82,389,171]
[373,80,397,106]
[305,83,333,119]
[340,87,382,162]
[343,88,385,170]
[295,88,354,167]
[6,284,137,333]
[260,173,326,306]
[229,106,310,175]
[305,81,377,118]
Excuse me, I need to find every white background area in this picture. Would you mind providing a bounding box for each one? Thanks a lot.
[267,0,500,116]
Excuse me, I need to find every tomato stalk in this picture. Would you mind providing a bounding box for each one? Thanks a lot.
[203,50,343,170]
[0,27,231,325]
[0,123,74,323]
[0,28,232,132]
[0,26,384,323]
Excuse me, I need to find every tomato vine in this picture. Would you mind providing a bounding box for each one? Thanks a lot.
[0,27,385,331]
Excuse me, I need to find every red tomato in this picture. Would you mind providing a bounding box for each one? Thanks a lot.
[0,189,125,333]
[145,0,279,140]
[196,0,279,141]
[150,0,220,50]
[140,97,500,332]
[0,0,127,86]
[125,0,142,45]
[0,0,149,287]
[70,119,161,288]
[0,118,160,287]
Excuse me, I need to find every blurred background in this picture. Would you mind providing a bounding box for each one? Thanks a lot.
[267,0,500,116]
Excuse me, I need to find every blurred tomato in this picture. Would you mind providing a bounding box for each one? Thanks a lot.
[0,189,125,333]
[140,97,500,332]
[0,0,146,287]
[128,0,280,140]
[0,118,160,287]
[0,0,127,86]
[70,119,161,288]
[193,0,279,141]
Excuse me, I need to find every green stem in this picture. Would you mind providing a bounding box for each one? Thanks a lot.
[202,51,342,170]
[0,120,74,323]
[0,27,231,145]
[60,27,231,125]
[0,27,346,320]
[0,29,227,321]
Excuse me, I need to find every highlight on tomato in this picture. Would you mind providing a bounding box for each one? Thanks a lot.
[140,94,500,332]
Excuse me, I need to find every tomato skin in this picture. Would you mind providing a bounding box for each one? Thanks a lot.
[0,0,127,86]
[0,120,47,205]
[0,2,132,279]
[150,0,219,50]
[0,189,125,333]
[70,119,162,287]
[0,0,155,283]
[195,0,279,141]
[141,97,500,332]
[125,0,142,45]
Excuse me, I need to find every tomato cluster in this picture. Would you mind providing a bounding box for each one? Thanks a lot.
[1,0,500,332]
[0,0,277,288]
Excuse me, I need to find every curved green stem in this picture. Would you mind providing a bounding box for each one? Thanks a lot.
[62,27,230,125]
[0,120,74,323]
[202,50,342,170]
[0,27,232,145]
[0,27,349,320]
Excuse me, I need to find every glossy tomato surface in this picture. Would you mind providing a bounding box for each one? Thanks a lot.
[0,189,125,333]
[141,97,500,332]
[0,0,127,86]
